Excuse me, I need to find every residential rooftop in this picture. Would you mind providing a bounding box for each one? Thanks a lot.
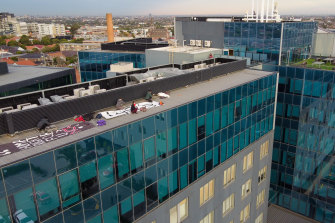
[0,58,275,168]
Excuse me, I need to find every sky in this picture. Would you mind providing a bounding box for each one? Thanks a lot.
[1,0,335,16]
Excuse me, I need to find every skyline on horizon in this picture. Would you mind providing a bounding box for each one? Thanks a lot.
[2,0,335,16]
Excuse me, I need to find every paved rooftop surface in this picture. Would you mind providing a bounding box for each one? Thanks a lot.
[267,205,320,223]
[80,49,145,54]
[0,68,274,168]
[147,46,222,54]
[0,65,71,88]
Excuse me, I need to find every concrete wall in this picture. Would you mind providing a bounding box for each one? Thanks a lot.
[312,33,335,57]
[145,48,223,67]
[175,21,225,49]
[136,131,274,223]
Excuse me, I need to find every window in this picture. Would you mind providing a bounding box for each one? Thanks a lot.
[200,179,215,206]
[223,164,236,187]
[243,152,253,173]
[240,203,250,223]
[200,211,214,223]
[255,213,263,223]
[260,140,269,160]
[241,179,251,199]
[256,190,265,208]
[222,194,234,216]
[258,166,267,184]
[170,198,188,223]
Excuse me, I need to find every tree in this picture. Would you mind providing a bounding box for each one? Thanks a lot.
[7,40,19,46]
[41,36,52,45]
[0,39,5,46]
[31,48,40,53]
[42,44,60,53]
[66,56,78,65]
[52,38,60,44]
[19,35,32,46]
[70,38,84,43]
[69,23,81,35]
[52,44,60,51]
[11,57,18,62]
[32,39,41,45]
[42,46,51,53]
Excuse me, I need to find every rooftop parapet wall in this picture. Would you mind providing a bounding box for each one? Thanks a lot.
[0,59,246,135]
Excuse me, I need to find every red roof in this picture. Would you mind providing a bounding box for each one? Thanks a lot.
[47,51,64,58]
[0,58,15,64]
[16,60,37,66]
[0,58,36,66]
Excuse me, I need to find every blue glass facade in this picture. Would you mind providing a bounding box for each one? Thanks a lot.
[264,65,335,222]
[78,51,146,82]
[0,74,276,223]
[223,22,316,64]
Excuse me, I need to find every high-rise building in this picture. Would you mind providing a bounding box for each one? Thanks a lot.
[78,38,168,82]
[263,64,335,222]
[26,23,66,38]
[174,14,335,223]
[0,58,277,223]
[175,17,317,65]
[0,12,19,36]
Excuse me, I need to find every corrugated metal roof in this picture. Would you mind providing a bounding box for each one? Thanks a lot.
[267,205,320,223]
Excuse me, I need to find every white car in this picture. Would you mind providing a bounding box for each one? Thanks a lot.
[13,210,33,223]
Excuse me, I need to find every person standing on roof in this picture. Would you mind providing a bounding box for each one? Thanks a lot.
[145,90,153,102]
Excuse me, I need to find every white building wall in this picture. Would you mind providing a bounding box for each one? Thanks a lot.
[312,33,335,57]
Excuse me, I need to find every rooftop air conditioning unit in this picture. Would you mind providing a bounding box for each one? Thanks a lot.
[204,40,211,47]
[146,77,155,82]
[80,89,93,97]
[22,104,38,110]
[73,88,85,97]
[0,106,13,113]
[195,40,202,47]
[38,98,53,106]
[17,103,31,110]
[95,89,106,94]
[190,40,196,46]
[89,85,100,94]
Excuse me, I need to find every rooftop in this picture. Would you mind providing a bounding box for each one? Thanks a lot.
[147,46,222,54]
[267,205,319,223]
[0,63,273,168]
[0,64,74,94]
[175,16,313,23]
[81,48,145,54]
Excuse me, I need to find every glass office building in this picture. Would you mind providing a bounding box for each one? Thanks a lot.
[264,65,335,222]
[78,51,145,82]
[175,18,317,64]
[0,72,276,223]
[223,22,316,64]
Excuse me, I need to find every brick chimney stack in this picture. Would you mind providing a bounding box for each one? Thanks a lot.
[106,13,114,42]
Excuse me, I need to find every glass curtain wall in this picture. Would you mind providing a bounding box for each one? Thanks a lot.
[78,51,146,82]
[264,65,335,222]
[223,22,317,65]
[0,74,276,223]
